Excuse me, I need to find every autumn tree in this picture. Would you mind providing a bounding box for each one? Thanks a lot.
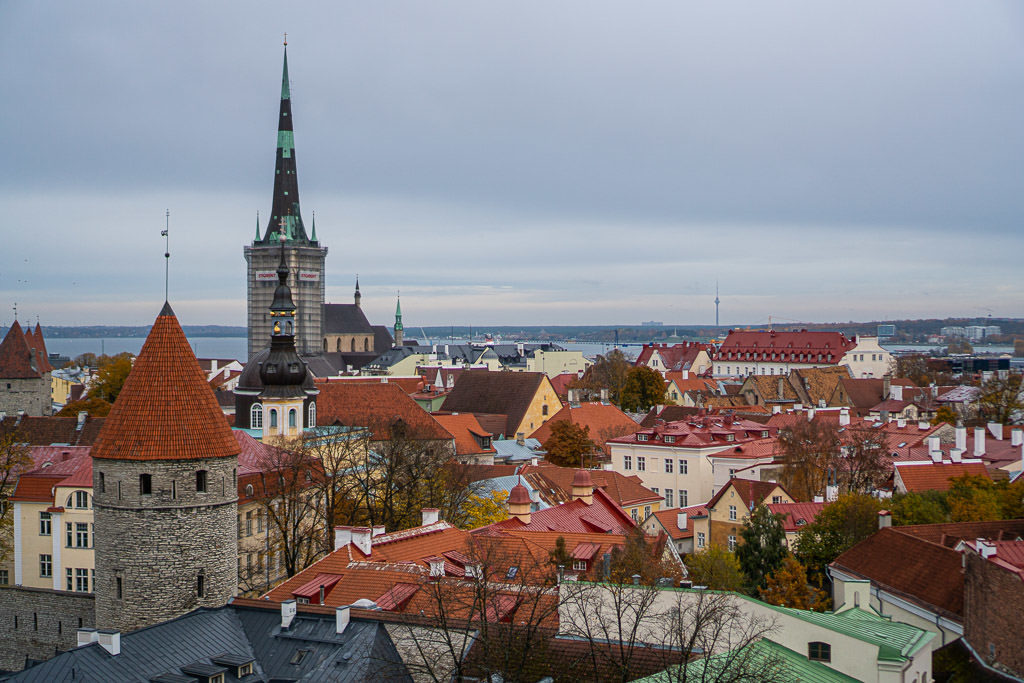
[835,423,888,495]
[758,555,829,611]
[793,493,882,585]
[890,490,948,526]
[619,366,667,413]
[460,488,509,529]
[0,433,32,563]
[609,525,685,585]
[776,418,841,501]
[947,474,1003,522]
[88,352,134,403]
[684,544,745,592]
[946,338,974,355]
[737,505,787,592]
[542,420,597,468]
[977,374,1024,425]
[571,349,632,404]
[931,405,958,426]
[55,396,112,417]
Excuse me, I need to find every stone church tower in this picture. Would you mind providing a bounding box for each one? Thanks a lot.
[245,42,327,358]
[92,302,240,633]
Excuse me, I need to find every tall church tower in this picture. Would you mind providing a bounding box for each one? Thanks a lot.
[393,295,404,347]
[245,41,327,358]
[92,302,240,632]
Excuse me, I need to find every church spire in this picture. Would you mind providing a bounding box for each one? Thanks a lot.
[259,41,309,245]
[393,293,404,347]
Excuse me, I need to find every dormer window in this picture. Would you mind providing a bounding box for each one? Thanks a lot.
[664,435,675,444]
[637,434,649,442]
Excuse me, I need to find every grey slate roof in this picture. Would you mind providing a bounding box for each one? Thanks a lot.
[322,304,374,336]
[4,603,411,683]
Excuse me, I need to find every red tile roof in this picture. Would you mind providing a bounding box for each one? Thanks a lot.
[482,487,636,535]
[648,505,708,541]
[766,502,826,532]
[0,321,43,378]
[635,343,712,372]
[706,477,792,511]
[718,329,855,364]
[319,375,425,395]
[529,402,638,452]
[314,380,450,440]
[547,372,579,398]
[24,325,53,373]
[91,304,240,462]
[609,414,773,449]
[895,462,991,492]
[433,413,496,456]
[10,452,93,502]
[523,465,661,508]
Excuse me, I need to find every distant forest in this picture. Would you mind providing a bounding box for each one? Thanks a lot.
[3,317,1021,343]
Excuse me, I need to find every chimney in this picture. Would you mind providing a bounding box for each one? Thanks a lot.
[530,456,539,467]
[777,377,784,398]
[600,388,609,404]
[677,512,688,530]
[977,539,996,559]
[880,410,890,423]
[772,405,781,415]
[878,510,892,529]
[891,384,903,401]
[897,418,906,428]
[956,425,967,451]
[428,556,445,577]
[813,495,824,503]
[794,403,802,412]
[683,370,689,380]
[516,432,526,446]
[950,448,963,463]
[807,408,815,421]
[336,605,350,634]
[571,469,594,505]
[918,420,929,430]
[928,436,941,462]
[421,508,440,526]
[281,599,297,629]
[883,377,890,400]
[1011,429,1023,447]
[76,628,99,647]
[372,525,386,537]
[351,528,372,556]
[988,423,1003,440]
[974,427,986,457]
[334,526,352,552]
[77,411,88,430]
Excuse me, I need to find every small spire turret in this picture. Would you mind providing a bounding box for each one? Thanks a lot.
[393,292,404,347]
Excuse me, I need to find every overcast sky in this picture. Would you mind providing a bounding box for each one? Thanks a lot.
[2,2,1023,328]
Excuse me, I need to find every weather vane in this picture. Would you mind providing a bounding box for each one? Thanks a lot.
[161,210,170,302]
[283,32,288,46]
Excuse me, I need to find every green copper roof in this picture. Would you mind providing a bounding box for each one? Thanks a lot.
[633,639,860,683]
[394,296,403,330]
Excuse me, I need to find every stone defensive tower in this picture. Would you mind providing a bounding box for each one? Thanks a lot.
[245,41,327,358]
[92,302,240,632]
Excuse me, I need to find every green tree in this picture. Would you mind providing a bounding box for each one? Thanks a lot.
[619,366,666,412]
[548,535,573,574]
[758,555,829,611]
[947,474,1002,522]
[737,505,787,592]
[541,421,597,468]
[793,493,883,586]
[684,544,745,591]
[88,352,134,403]
[997,477,1024,520]
[891,491,948,526]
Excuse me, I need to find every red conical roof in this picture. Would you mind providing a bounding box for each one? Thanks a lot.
[508,481,531,505]
[92,303,240,461]
[0,321,43,379]
[32,323,53,373]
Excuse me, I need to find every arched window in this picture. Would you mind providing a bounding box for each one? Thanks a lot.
[308,402,316,428]
[269,409,278,429]
[139,474,152,495]
[245,484,254,497]
[336,338,342,352]
[350,338,356,352]
[196,470,208,493]
[323,338,328,352]
[65,491,90,509]
[288,408,297,428]
[251,403,263,429]
[364,338,369,351]
[285,320,293,334]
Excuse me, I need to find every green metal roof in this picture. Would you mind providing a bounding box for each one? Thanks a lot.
[760,604,935,661]
[633,639,861,683]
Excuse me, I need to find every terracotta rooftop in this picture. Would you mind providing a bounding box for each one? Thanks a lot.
[482,486,636,535]
[706,477,793,511]
[528,402,638,452]
[91,303,240,462]
[318,375,425,395]
[314,380,450,440]
[766,501,826,532]
[10,451,93,502]
[648,504,708,540]
[895,462,991,493]
[718,330,855,363]
[0,415,106,446]
[0,321,43,379]
[440,370,559,438]
[433,413,496,456]
[25,323,53,373]
[609,414,773,449]
[635,343,711,372]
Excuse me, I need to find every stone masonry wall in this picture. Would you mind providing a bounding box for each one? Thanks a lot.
[93,456,238,633]
[0,375,51,417]
[246,244,327,358]
[0,586,95,671]
[963,551,1024,678]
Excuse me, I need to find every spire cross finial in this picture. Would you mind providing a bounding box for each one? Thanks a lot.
[161,210,170,302]
[283,32,287,46]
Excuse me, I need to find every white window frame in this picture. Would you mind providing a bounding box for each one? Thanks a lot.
[729,505,737,521]
[251,403,263,429]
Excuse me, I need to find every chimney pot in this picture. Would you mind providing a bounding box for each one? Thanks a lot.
[336,605,350,634]
[878,510,892,529]
[281,599,297,629]
[988,423,1003,440]
[334,526,352,552]
[956,426,967,451]
[677,512,687,530]
[950,448,963,463]
[1011,429,1023,447]
[351,527,372,556]
[897,418,906,428]
[918,420,929,430]
[421,508,440,526]
[974,427,986,456]
[839,408,850,426]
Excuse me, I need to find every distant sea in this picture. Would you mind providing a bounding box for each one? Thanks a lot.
[43,337,1016,365]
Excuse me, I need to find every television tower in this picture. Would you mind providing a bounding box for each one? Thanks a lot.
[714,281,720,329]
